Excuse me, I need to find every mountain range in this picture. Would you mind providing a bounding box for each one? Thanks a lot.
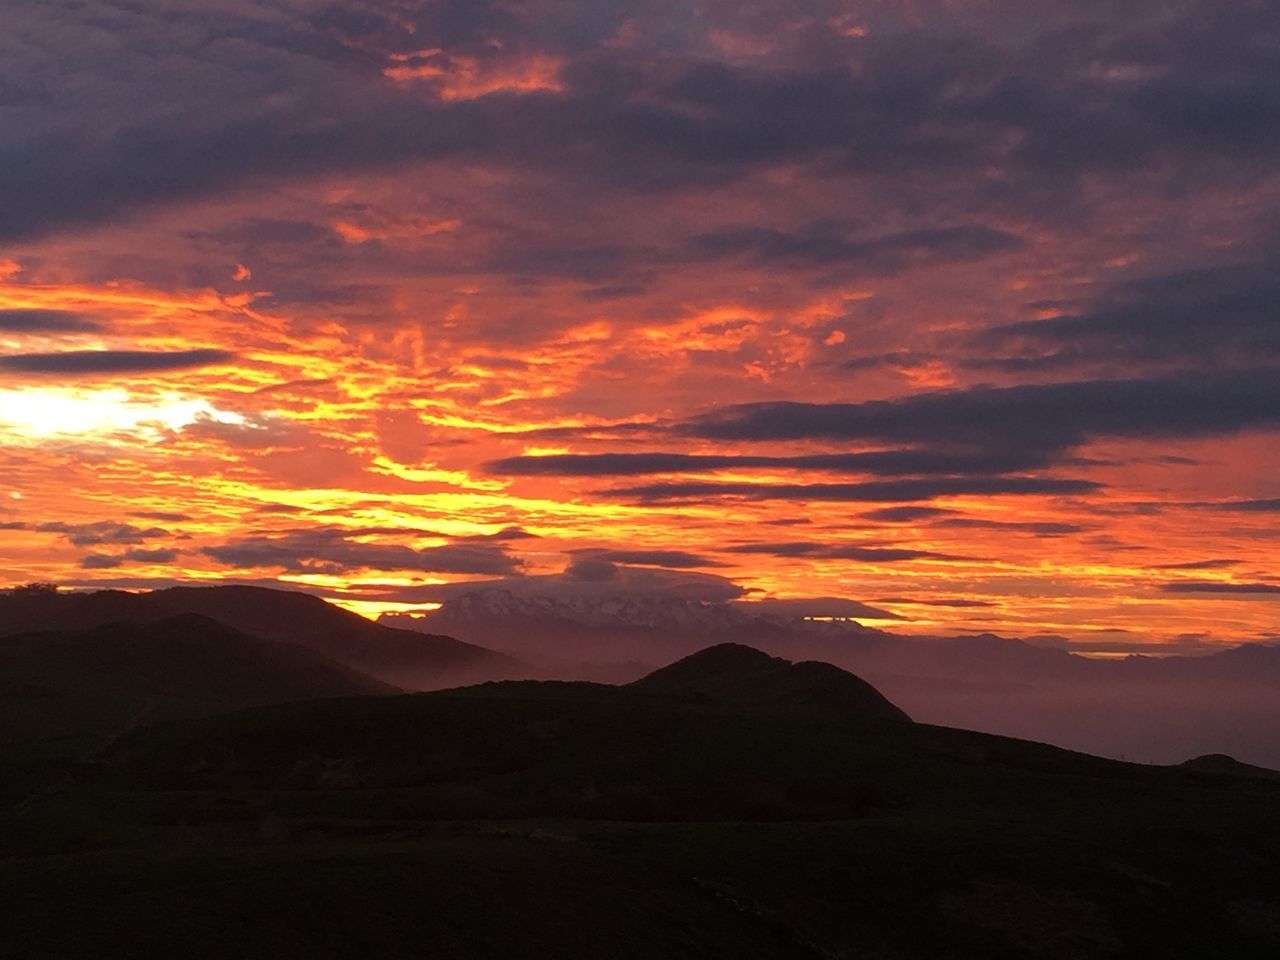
[382,586,1280,766]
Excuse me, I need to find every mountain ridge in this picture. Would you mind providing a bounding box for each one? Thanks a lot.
[0,585,525,690]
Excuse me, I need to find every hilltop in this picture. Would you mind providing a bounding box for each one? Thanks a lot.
[630,642,911,722]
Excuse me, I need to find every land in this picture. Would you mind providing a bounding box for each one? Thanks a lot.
[1,588,1278,958]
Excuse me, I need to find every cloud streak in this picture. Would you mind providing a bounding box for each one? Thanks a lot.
[0,350,234,375]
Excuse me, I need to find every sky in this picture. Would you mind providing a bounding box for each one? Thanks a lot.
[1,0,1278,653]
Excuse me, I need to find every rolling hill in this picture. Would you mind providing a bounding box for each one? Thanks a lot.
[0,585,526,690]
[630,642,911,721]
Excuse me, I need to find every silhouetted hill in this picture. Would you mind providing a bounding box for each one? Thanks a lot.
[148,586,527,689]
[1,614,394,706]
[631,643,911,722]
[0,586,526,690]
[0,588,156,637]
[1180,754,1280,781]
[98,645,1185,817]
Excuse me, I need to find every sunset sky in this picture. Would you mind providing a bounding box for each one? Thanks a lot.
[1,0,1278,652]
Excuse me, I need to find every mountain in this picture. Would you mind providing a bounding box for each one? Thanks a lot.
[0,585,526,690]
[378,587,896,677]
[630,643,911,722]
[381,591,1280,766]
[146,586,528,689]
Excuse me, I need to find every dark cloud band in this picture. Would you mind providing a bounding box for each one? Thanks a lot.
[0,349,234,374]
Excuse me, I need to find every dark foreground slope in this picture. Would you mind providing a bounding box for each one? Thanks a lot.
[0,585,526,690]
[2,645,1279,960]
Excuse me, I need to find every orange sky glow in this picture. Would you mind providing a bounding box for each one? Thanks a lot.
[2,1,1277,654]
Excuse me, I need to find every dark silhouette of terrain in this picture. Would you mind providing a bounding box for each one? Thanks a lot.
[0,585,525,690]
[1,614,392,706]
[2,630,1279,958]
[1181,753,1280,781]
[4,584,1277,765]
[632,642,911,721]
[386,593,1280,767]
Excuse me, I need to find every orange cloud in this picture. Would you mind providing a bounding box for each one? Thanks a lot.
[384,52,564,101]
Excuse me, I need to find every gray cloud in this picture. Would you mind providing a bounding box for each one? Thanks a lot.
[341,564,748,604]
[487,448,1053,478]
[0,521,170,547]
[604,477,1102,504]
[80,547,180,569]
[0,349,234,375]
[723,542,971,562]
[932,519,1089,537]
[202,528,523,575]
[860,506,956,523]
[1150,559,1243,571]
[1198,498,1280,513]
[0,309,100,332]
[1162,581,1280,596]
[688,220,1022,273]
[5,1,1280,248]
[680,369,1280,463]
[974,261,1280,371]
[575,549,721,569]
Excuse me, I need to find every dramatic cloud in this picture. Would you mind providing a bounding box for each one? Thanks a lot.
[1199,499,1280,513]
[344,564,749,604]
[1151,559,1243,571]
[487,448,1053,477]
[724,542,970,562]
[933,519,1090,537]
[0,350,234,375]
[1162,582,1280,596]
[860,507,956,523]
[606,477,1102,504]
[974,261,1280,371]
[0,521,170,547]
[681,370,1280,458]
[688,221,1023,273]
[80,548,180,569]
[575,549,721,569]
[203,529,523,576]
[0,310,99,332]
[2,0,1279,649]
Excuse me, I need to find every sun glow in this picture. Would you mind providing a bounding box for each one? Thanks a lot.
[0,388,245,440]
